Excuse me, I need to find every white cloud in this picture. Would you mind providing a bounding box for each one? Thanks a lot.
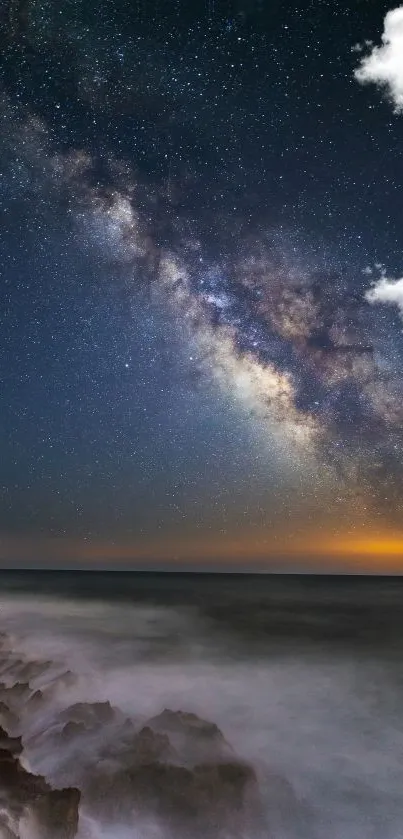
[354,6,403,113]
[365,274,403,317]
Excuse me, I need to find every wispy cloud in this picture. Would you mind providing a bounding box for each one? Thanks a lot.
[354,6,403,113]
[366,273,403,318]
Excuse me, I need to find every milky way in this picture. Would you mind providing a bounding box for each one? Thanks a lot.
[10,110,403,520]
[2,1,403,560]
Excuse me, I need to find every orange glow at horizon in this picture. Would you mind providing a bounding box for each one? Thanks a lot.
[2,526,403,571]
[327,536,403,557]
[288,531,403,572]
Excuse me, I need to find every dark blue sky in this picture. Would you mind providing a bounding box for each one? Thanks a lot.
[1,0,403,568]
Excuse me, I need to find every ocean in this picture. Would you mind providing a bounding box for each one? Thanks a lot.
[1,571,403,839]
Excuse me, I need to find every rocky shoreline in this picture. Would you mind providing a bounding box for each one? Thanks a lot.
[0,632,268,838]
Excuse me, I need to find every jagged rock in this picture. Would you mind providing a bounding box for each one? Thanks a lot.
[0,747,80,838]
[30,787,81,839]
[25,718,89,754]
[59,701,117,728]
[58,720,89,742]
[0,658,24,678]
[28,688,44,709]
[0,725,22,755]
[84,710,264,837]
[147,709,226,741]
[145,708,234,763]
[0,747,49,798]
[23,703,123,780]
[0,682,30,703]
[132,725,174,763]
[16,660,52,682]
[85,758,261,836]
[0,700,18,730]
[106,724,176,767]
[30,672,77,706]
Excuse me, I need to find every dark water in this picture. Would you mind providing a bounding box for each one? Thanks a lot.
[1,572,403,838]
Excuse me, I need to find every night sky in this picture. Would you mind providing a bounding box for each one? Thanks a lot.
[1,0,403,570]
